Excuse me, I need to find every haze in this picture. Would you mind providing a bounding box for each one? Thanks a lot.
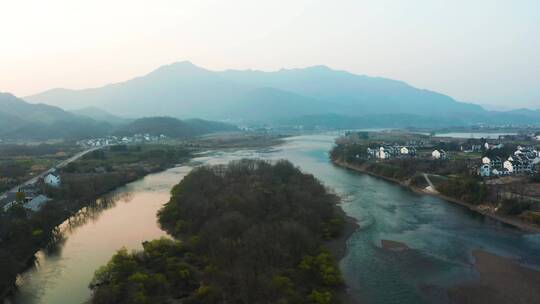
[1,0,539,109]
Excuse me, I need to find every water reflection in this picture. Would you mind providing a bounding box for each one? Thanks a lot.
[9,167,183,304]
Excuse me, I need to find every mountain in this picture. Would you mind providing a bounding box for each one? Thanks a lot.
[27,62,246,118]
[219,66,484,117]
[0,92,111,140]
[70,106,129,125]
[25,62,539,127]
[504,108,540,119]
[113,117,238,138]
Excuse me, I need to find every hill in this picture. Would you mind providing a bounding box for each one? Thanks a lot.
[25,61,536,127]
[0,92,111,140]
[113,116,238,138]
[70,106,129,126]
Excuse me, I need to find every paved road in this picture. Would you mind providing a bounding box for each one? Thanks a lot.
[0,146,106,199]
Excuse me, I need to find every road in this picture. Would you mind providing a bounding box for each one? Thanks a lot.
[0,146,106,199]
[423,173,439,193]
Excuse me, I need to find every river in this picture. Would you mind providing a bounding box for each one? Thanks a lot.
[7,134,540,304]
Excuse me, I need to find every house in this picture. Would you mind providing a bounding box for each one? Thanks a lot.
[44,172,61,188]
[491,156,503,168]
[503,160,514,173]
[24,195,51,212]
[400,147,409,155]
[482,157,491,164]
[376,147,390,159]
[479,164,491,177]
[0,192,17,211]
[497,168,510,176]
[504,157,533,175]
[18,185,39,201]
[472,144,482,152]
[491,143,504,150]
[432,149,447,160]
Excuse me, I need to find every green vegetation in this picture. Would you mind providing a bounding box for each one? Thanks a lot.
[63,144,190,174]
[0,144,191,299]
[91,159,345,304]
[0,198,82,298]
[437,175,489,205]
[0,92,111,140]
[113,117,238,139]
[0,143,78,192]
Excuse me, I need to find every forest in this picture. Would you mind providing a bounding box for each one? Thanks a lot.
[90,159,346,304]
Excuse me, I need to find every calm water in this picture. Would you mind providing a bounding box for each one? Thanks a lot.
[434,132,517,139]
[8,135,540,304]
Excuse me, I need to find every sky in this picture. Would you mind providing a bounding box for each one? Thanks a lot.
[1,0,539,109]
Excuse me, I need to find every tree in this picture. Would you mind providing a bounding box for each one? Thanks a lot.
[15,191,25,203]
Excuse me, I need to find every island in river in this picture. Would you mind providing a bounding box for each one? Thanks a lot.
[90,159,353,304]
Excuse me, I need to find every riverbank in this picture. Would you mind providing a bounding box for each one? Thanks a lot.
[325,206,360,304]
[0,156,191,300]
[332,159,540,233]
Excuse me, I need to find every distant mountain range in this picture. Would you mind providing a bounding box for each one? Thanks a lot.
[70,106,129,126]
[25,61,540,127]
[0,93,238,140]
[0,92,111,140]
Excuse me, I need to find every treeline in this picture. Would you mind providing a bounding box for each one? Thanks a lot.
[91,159,346,304]
[64,145,190,174]
[0,144,192,300]
[437,175,489,205]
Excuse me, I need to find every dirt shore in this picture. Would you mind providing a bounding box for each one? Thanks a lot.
[448,250,540,304]
[332,160,540,233]
[324,203,360,304]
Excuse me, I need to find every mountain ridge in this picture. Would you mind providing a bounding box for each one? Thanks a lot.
[24,62,539,126]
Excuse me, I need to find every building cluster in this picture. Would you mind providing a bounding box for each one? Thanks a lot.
[77,134,167,148]
[366,145,450,161]
[1,171,61,212]
[367,145,417,159]
[478,146,540,177]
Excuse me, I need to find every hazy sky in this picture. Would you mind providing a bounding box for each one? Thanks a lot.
[1,0,539,109]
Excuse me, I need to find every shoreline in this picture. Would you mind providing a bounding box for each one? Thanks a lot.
[1,160,190,301]
[332,159,540,233]
[324,200,360,304]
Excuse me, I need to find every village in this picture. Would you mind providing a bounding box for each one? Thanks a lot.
[331,130,540,229]
[76,133,167,148]
[340,130,540,178]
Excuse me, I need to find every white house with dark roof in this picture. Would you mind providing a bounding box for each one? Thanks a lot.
[44,172,61,188]
[432,149,447,160]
